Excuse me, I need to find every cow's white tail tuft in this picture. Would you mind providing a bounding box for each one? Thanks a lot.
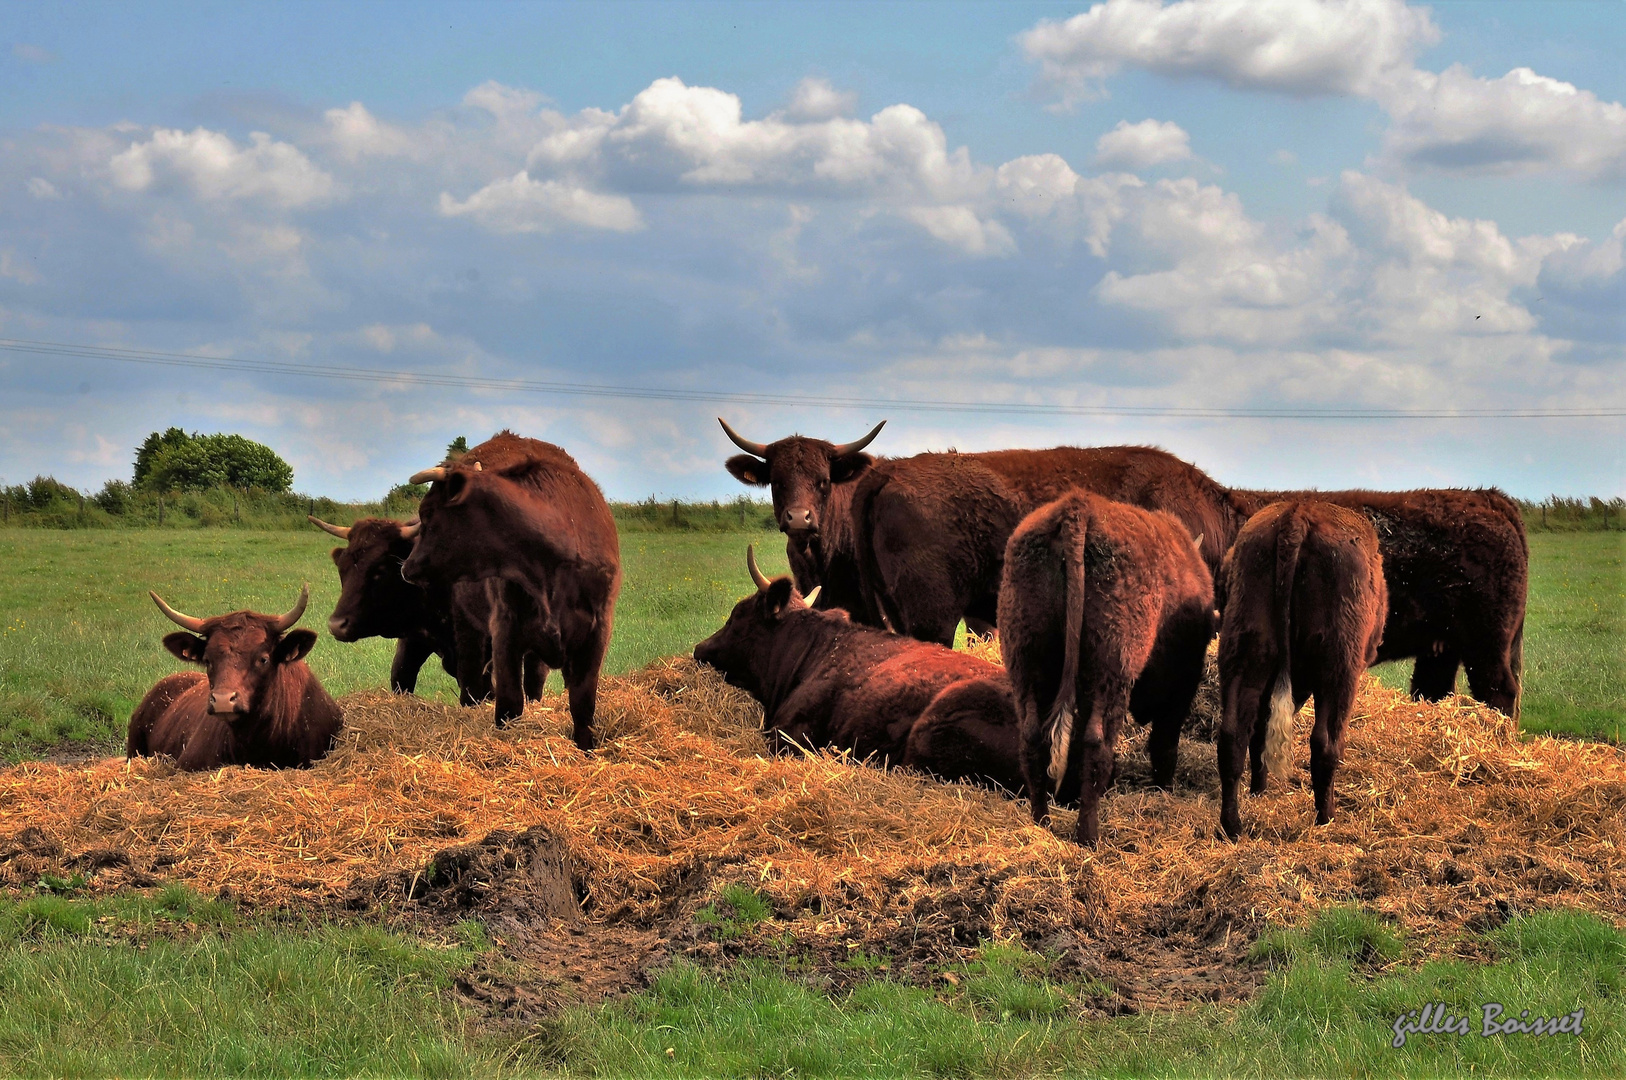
[1262,670,1295,784]
[1047,705,1074,786]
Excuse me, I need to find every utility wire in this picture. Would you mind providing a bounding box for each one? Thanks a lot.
[2,336,1621,421]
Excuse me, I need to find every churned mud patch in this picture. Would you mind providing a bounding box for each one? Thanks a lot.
[1,655,1623,1020]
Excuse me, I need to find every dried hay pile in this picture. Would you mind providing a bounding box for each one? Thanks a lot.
[1,656,1622,979]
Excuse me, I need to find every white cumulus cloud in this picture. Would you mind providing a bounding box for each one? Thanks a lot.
[1093,119,1193,169]
[1020,0,1438,105]
[108,127,335,208]
[438,171,643,234]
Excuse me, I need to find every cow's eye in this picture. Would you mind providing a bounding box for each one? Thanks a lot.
[258,654,270,666]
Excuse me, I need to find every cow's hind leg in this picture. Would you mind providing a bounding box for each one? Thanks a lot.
[1410,648,1460,702]
[1131,627,1206,789]
[1017,700,1053,828]
[1309,667,1359,827]
[561,618,612,753]
[1075,688,1129,847]
[1218,678,1264,841]
[524,657,550,701]
[489,587,529,728]
[1462,641,1521,721]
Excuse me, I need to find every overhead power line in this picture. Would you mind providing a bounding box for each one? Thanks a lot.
[1,336,1621,421]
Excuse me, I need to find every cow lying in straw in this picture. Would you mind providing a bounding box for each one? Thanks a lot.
[999,491,1215,846]
[693,547,1022,792]
[126,585,343,771]
[1214,499,1387,839]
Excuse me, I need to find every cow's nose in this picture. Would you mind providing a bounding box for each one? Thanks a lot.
[209,690,240,713]
[781,507,816,534]
[328,616,350,639]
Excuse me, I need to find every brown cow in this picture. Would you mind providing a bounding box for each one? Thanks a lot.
[999,491,1215,846]
[720,418,887,621]
[855,445,1246,647]
[401,432,621,749]
[309,515,499,704]
[1230,488,1526,718]
[693,547,1023,792]
[126,585,342,771]
[1213,500,1387,840]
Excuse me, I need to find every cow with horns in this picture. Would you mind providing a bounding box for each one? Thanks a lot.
[1214,500,1387,840]
[693,547,1024,793]
[719,418,888,622]
[401,432,621,749]
[308,514,497,705]
[998,491,1216,846]
[126,585,344,771]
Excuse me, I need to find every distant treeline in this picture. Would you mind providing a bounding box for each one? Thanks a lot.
[2,473,1617,533]
[0,476,776,532]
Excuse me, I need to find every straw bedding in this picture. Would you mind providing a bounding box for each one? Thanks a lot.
[2,651,1622,996]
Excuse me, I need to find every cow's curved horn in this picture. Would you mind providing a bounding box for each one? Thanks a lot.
[803,585,822,608]
[746,545,771,591]
[409,466,447,485]
[472,461,482,471]
[1193,532,1204,550]
[150,591,207,633]
[398,521,421,539]
[719,418,769,458]
[307,515,351,540]
[831,421,886,457]
[272,584,310,633]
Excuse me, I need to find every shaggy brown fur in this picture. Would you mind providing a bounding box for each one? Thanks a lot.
[854,446,1247,646]
[694,565,1022,793]
[402,432,621,749]
[722,421,886,621]
[998,491,1216,846]
[127,604,342,771]
[1231,487,1527,718]
[1214,500,1387,840]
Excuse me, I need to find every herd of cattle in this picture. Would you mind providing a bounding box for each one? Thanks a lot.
[127,424,1528,845]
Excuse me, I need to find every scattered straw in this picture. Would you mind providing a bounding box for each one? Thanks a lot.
[1,655,1621,964]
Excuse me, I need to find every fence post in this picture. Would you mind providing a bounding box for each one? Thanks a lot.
[158,496,164,527]
[1541,503,1546,529]
[671,499,680,526]
[233,492,240,525]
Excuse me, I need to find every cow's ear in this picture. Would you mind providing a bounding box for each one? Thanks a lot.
[276,629,319,664]
[764,577,796,617]
[443,471,471,506]
[330,547,343,565]
[726,455,770,487]
[163,632,208,665]
[829,452,873,484]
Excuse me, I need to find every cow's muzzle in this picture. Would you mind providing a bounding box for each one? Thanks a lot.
[208,689,248,716]
[780,507,817,535]
[328,615,357,641]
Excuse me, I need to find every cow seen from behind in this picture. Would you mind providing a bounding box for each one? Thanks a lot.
[1229,487,1526,719]
[401,432,621,749]
[126,585,343,771]
[1214,500,1387,840]
[999,491,1215,846]
[693,547,1023,793]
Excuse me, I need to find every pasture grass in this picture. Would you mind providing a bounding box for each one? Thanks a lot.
[0,526,783,761]
[0,892,1618,1078]
[1369,532,1625,743]
[0,529,1618,760]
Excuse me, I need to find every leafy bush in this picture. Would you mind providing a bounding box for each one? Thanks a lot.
[92,479,133,514]
[134,429,294,493]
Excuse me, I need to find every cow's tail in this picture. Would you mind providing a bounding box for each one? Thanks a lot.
[852,470,905,632]
[1262,508,1307,783]
[1047,504,1091,789]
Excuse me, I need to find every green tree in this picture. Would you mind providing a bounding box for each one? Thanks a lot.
[134,431,295,493]
[133,427,192,487]
[445,436,469,461]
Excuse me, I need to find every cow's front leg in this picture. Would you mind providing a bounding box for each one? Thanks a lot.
[489,597,526,728]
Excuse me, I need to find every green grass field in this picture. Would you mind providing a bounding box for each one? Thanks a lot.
[0,894,1619,1077]
[0,526,787,760]
[1,528,1619,760]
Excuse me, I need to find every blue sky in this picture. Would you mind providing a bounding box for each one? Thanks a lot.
[2,0,1622,500]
